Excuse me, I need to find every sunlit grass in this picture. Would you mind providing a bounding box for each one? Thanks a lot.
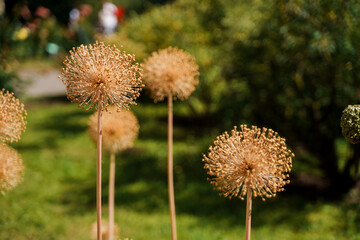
[0,99,359,240]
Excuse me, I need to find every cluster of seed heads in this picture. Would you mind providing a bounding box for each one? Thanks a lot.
[60,41,143,111]
[203,125,293,201]
[0,90,26,193]
[0,144,24,194]
[340,105,360,144]
[143,46,199,101]
[0,89,27,143]
[88,106,139,153]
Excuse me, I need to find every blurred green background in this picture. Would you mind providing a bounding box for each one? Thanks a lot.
[1,0,360,239]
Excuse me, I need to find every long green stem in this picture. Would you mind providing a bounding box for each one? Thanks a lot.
[97,100,103,240]
[245,188,252,240]
[108,152,116,240]
[168,94,177,240]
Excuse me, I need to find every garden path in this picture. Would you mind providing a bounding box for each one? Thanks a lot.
[18,67,66,98]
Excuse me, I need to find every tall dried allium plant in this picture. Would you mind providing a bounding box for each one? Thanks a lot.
[0,89,26,194]
[88,107,139,240]
[0,89,27,143]
[0,144,24,194]
[203,125,293,240]
[143,47,199,240]
[60,42,142,240]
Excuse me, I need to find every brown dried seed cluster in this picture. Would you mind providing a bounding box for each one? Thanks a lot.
[143,46,199,101]
[90,219,119,240]
[60,41,143,111]
[0,89,27,143]
[88,106,139,153]
[0,144,24,194]
[203,125,293,201]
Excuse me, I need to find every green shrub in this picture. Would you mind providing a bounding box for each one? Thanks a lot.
[114,0,360,195]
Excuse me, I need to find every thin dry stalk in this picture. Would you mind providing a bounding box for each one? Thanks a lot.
[108,152,116,240]
[168,93,177,240]
[142,47,199,240]
[245,188,252,240]
[97,99,103,240]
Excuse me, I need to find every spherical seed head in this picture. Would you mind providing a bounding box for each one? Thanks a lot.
[90,219,119,240]
[60,41,143,111]
[341,105,360,144]
[0,89,27,143]
[88,106,139,153]
[203,125,294,201]
[0,144,24,194]
[143,46,199,102]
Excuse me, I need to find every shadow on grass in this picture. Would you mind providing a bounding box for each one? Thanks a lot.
[58,147,169,215]
[21,98,330,233]
[38,110,90,139]
[57,142,316,234]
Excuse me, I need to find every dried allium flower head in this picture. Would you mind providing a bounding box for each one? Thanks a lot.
[143,46,199,101]
[0,89,27,143]
[60,41,143,111]
[0,144,24,193]
[88,106,139,153]
[90,219,119,240]
[203,125,293,201]
[341,105,360,144]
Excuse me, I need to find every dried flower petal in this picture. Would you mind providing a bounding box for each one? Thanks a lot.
[0,144,24,194]
[203,125,294,201]
[60,41,143,110]
[0,89,27,143]
[88,106,139,153]
[143,47,199,101]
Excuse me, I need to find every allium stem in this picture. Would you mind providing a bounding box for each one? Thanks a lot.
[168,94,177,240]
[108,152,116,240]
[97,100,103,240]
[245,188,252,240]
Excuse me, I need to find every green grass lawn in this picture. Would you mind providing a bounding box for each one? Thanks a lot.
[0,99,359,240]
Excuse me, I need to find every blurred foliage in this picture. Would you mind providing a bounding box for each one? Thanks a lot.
[225,0,360,195]
[0,0,173,90]
[0,56,19,91]
[0,19,20,91]
[20,0,173,25]
[101,0,360,195]
[95,31,147,60]
[0,14,68,90]
[102,0,230,115]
